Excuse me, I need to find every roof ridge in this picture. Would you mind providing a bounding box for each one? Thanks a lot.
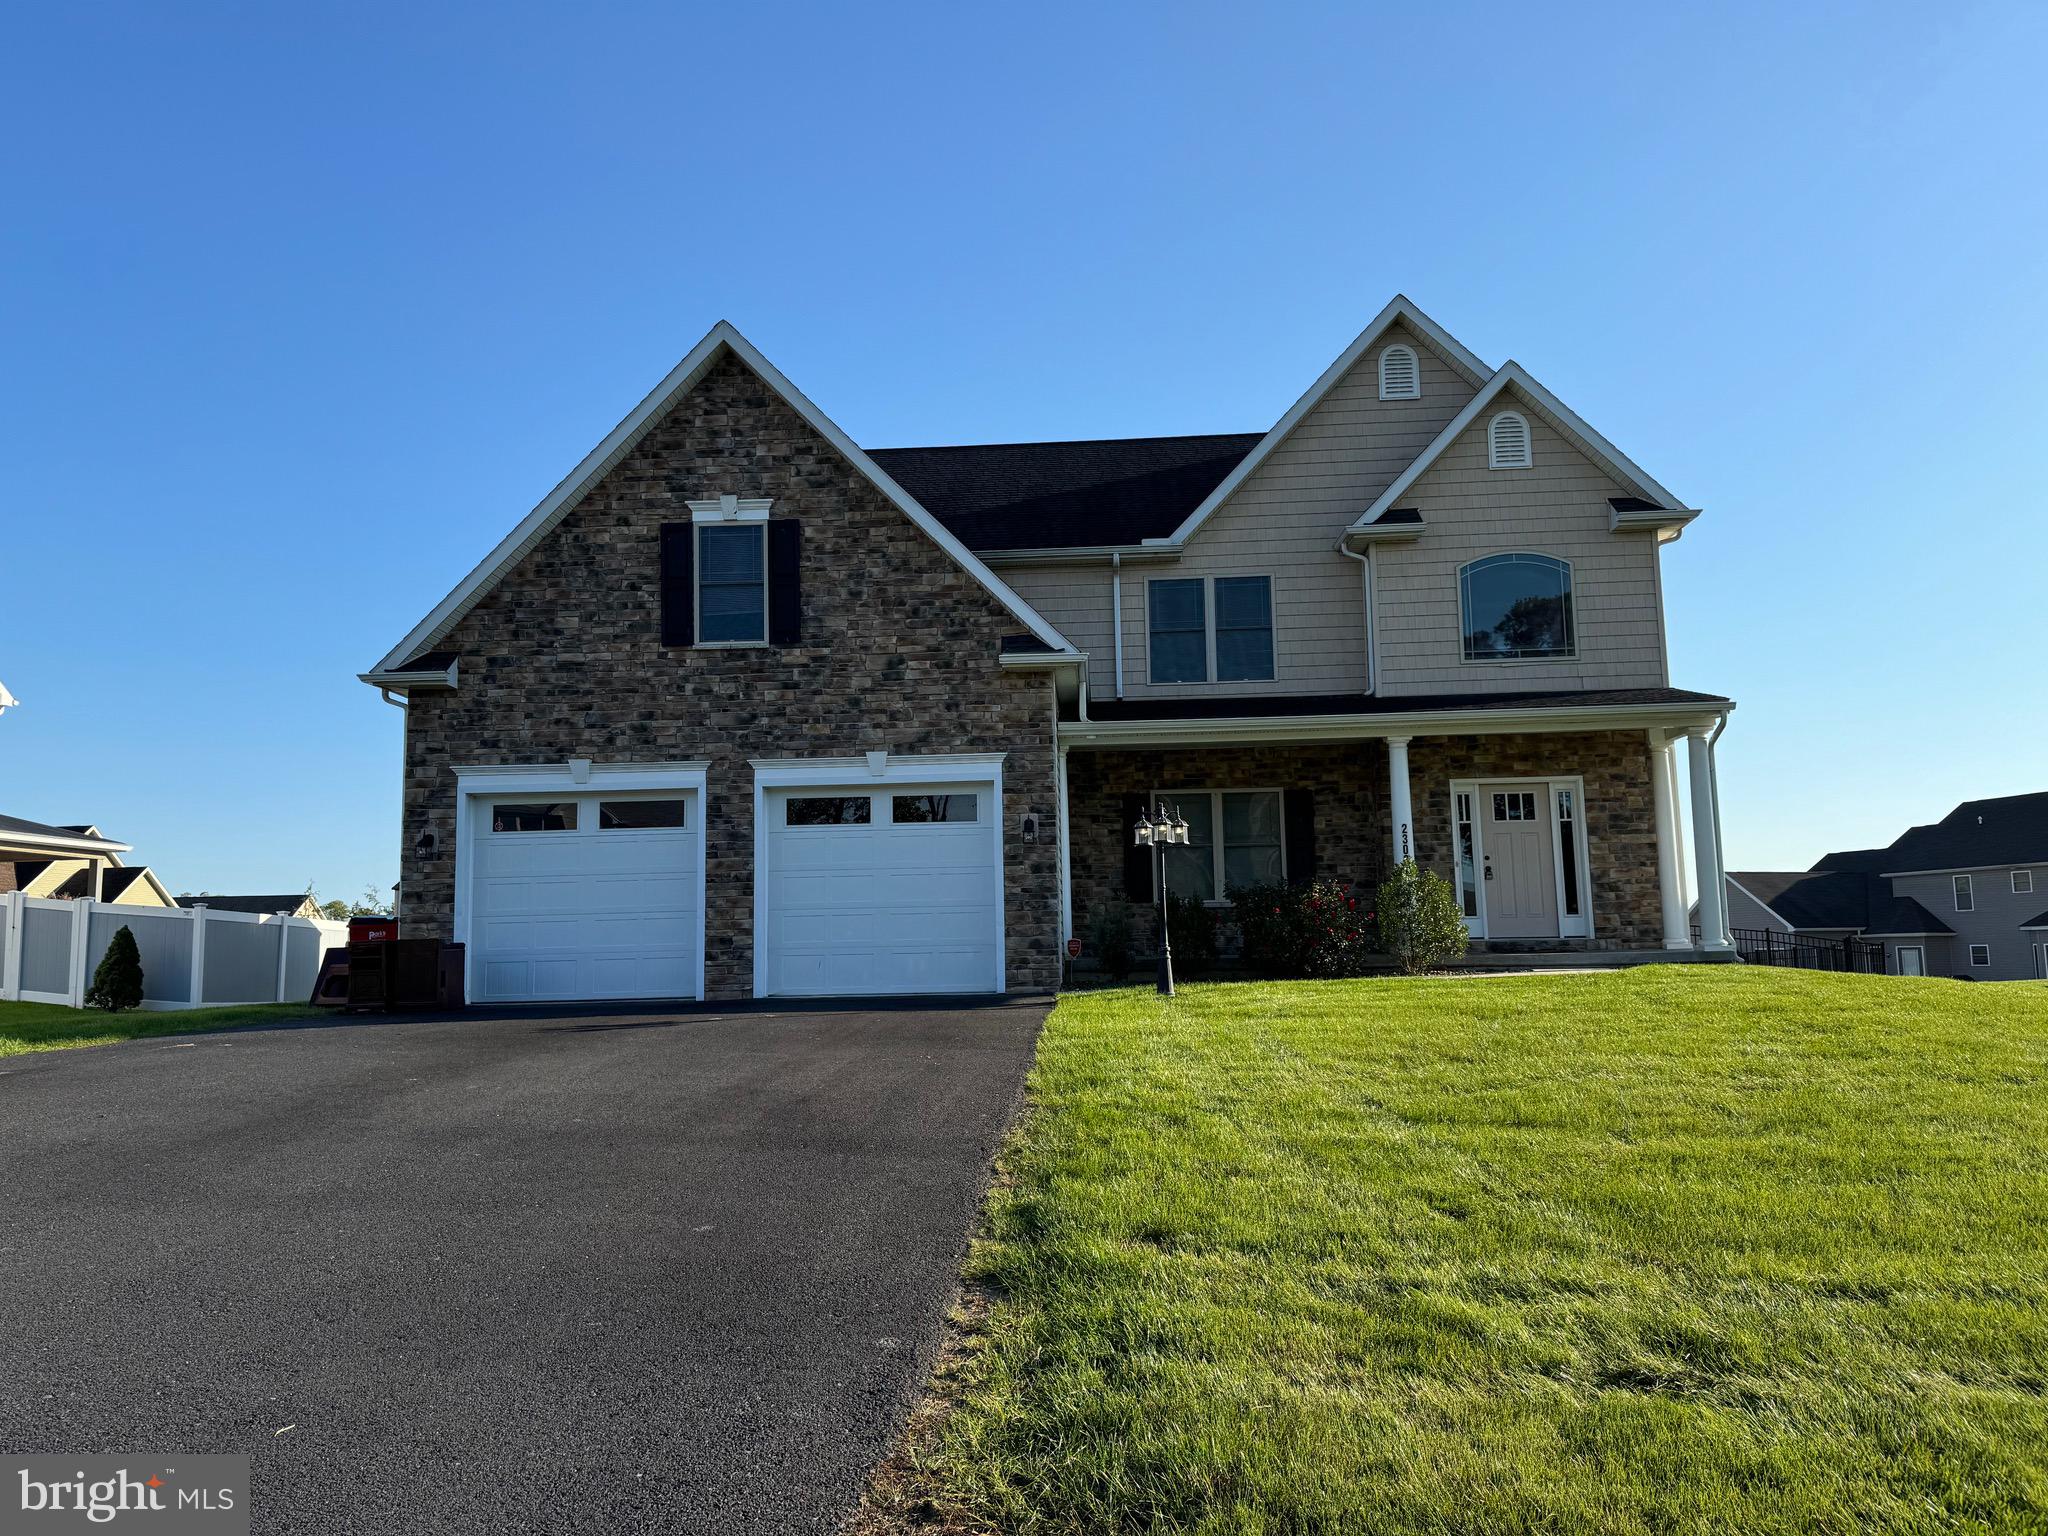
[868,431,1263,454]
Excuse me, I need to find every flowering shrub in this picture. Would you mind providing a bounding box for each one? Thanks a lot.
[1229,878,1378,979]
[1376,859,1470,974]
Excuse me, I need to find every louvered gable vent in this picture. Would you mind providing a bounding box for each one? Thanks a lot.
[1488,410,1532,469]
[1378,344,1419,401]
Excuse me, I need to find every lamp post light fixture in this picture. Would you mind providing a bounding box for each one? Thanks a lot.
[1132,803,1191,996]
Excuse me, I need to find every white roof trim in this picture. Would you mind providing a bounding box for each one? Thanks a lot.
[1152,296,1492,548]
[1348,363,1690,532]
[370,321,1077,674]
[0,679,17,714]
[0,826,133,857]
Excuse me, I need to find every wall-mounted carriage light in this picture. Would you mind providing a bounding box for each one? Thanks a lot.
[414,829,438,863]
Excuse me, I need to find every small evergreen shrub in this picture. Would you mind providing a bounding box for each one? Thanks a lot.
[1087,903,1135,981]
[1231,878,1377,979]
[86,925,146,1011]
[1163,892,1218,974]
[1375,859,1470,975]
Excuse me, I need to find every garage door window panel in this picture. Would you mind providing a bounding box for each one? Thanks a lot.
[892,793,979,824]
[598,799,687,830]
[786,795,872,826]
[492,803,577,832]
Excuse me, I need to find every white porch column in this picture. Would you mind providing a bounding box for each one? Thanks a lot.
[1649,731,1690,949]
[1386,736,1414,866]
[1663,742,1692,913]
[1686,727,1732,953]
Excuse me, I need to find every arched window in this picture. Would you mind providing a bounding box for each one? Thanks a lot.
[1488,410,1532,469]
[1460,554,1574,661]
[1378,344,1419,400]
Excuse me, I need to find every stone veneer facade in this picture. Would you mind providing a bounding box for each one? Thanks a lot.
[1068,729,1661,955]
[397,351,1062,998]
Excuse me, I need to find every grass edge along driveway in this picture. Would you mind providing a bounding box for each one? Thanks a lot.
[0,999,320,1057]
[892,968,2048,1535]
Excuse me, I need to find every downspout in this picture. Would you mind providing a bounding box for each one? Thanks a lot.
[1110,552,1125,698]
[379,686,407,923]
[1336,535,1375,694]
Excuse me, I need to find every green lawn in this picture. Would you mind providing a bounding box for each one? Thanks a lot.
[908,968,2048,1534]
[0,999,321,1056]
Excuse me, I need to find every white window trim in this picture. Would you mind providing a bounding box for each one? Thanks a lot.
[1449,776,1594,941]
[1457,553,1577,666]
[1147,787,1287,907]
[1953,873,1975,912]
[451,759,711,1003]
[694,520,770,648]
[1378,344,1420,401]
[1969,943,1991,968]
[1143,573,1277,686]
[2013,869,2035,895]
[1488,410,1533,470]
[749,753,1007,997]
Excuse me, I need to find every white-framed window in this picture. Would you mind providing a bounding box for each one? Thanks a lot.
[598,799,687,829]
[1378,343,1420,400]
[1148,789,1285,902]
[1146,575,1275,684]
[1454,792,1479,918]
[490,802,576,832]
[1459,553,1575,661]
[2014,869,2035,895]
[1969,943,1991,967]
[1953,873,1975,912]
[1488,410,1532,469]
[696,522,768,645]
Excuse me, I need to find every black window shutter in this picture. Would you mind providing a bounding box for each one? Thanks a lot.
[1121,792,1154,902]
[768,520,802,645]
[659,522,694,646]
[1285,789,1317,886]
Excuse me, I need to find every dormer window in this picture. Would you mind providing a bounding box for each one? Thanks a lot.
[1488,411,1532,469]
[1378,344,1420,401]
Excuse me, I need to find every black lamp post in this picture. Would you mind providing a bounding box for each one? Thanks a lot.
[1133,804,1190,996]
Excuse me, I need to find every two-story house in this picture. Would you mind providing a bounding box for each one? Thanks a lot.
[1726,792,2048,980]
[361,298,1737,1003]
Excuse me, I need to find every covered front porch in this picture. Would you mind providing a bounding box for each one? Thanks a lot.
[1053,695,1735,968]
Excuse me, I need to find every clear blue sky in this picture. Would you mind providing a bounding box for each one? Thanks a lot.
[4,1,2044,900]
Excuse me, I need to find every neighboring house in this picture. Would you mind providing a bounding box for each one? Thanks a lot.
[1724,792,2048,980]
[361,297,1737,1004]
[174,893,324,918]
[0,814,176,907]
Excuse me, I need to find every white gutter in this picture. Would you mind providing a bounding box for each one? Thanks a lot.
[1059,699,1734,749]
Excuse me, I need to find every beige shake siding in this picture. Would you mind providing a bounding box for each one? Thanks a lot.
[1371,404,1669,697]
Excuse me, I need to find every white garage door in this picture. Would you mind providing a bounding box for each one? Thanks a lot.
[468,792,702,1003]
[761,781,1001,996]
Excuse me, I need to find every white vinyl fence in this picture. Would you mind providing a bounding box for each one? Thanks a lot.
[0,893,349,1011]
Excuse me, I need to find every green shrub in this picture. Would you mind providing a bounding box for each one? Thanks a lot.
[86,925,145,1012]
[1087,903,1135,981]
[1231,878,1377,979]
[1163,892,1218,973]
[1375,859,1470,974]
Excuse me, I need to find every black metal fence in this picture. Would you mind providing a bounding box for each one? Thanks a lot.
[1695,925,1887,973]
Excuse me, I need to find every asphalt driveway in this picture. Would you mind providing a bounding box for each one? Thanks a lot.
[0,998,1049,1534]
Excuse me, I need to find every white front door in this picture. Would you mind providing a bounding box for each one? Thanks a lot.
[1896,945,1925,977]
[468,792,702,1002]
[1479,785,1559,939]
[760,782,1001,996]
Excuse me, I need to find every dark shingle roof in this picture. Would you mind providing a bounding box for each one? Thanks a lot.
[1728,869,1878,930]
[175,894,312,915]
[2021,909,2048,930]
[1863,897,1953,936]
[1879,792,2048,872]
[0,813,122,847]
[868,433,1264,552]
[1085,686,1731,724]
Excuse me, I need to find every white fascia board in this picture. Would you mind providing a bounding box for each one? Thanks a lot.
[1155,296,1492,548]
[997,649,1088,670]
[749,753,1005,788]
[360,658,459,692]
[0,828,132,857]
[1336,518,1427,550]
[369,323,1076,675]
[1058,699,1733,749]
[1879,861,2040,879]
[1348,363,1691,531]
[1612,506,1701,535]
[978,545,1181,567]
